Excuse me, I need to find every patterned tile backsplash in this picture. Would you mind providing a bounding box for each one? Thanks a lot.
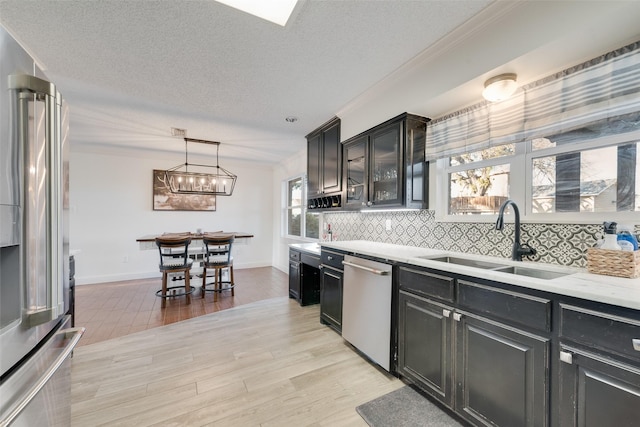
[323,210,638,268]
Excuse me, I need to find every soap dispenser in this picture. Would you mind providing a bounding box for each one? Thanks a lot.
[617,224,638,251]
[601,222,621,250]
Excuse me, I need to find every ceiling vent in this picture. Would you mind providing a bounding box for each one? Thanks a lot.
[171,127,187,137]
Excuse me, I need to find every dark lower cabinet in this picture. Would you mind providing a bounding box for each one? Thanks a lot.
[557,302,640,427]
[398,291,453,407]
[398,265,552,427]
[320,249,344,333]
[559,346,640,427]
[288,249,301,301]
[320,266,343,333]
[289,259,300,300]
[456,312,550,427]
[289,249,321,306]
[300,263,320,306]
[398,291,550,427]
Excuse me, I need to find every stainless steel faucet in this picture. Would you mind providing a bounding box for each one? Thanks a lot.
[495,199,536,261]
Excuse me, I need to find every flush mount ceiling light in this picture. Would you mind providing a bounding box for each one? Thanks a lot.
[214,0,298,26]
[482,73,518,102]
[160,138,237,196]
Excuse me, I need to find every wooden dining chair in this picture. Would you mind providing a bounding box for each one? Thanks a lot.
[201,234,235,302]
[155,236,194,308]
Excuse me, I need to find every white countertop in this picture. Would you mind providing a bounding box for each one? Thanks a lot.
[289,242,321,256]
[319,240,640,311]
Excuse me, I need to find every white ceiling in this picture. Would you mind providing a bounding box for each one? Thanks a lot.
[1,1,640,164]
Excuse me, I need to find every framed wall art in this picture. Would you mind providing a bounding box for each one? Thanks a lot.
[152,169,216,211]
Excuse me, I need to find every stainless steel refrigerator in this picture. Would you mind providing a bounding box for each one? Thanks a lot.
[0,25,84,426]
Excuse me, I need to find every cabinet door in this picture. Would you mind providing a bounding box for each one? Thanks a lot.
[344,136,368,209]
[370,121,402,207]
[321,120,341,194]
[559,346,640,427]
[307,133,321,198]
[289,261,300,301]
[320,267,342,333]
[405,117,428,208]
[398,291,454,407]
[300,263,320,306]
[456,313,550,427]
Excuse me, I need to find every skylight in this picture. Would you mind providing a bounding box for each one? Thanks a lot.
[215,0,299,26]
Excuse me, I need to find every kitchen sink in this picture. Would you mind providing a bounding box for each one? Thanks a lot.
[417,256,506,270]
[417,255,571,280]
[493,266,569,280]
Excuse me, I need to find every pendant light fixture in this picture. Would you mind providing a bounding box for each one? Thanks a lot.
[482,73,518,102]
[161,138,237,196]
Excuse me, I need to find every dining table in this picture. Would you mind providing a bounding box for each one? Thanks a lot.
[136,231,254,250]
[136,231,254,272]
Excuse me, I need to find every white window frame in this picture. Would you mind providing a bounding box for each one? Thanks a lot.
[283,174,318,240]
[435,129,640,224]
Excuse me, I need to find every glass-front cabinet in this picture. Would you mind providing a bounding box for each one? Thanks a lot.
[345,136,367,207]
[344,113,429,209]
[371,123,402,206]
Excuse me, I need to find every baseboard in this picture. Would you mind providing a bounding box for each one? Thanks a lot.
[75,261,273,285]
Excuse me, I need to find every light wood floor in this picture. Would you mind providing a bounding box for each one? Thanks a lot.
[70,297,403,426]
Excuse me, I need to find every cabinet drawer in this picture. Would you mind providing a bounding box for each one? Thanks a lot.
[398,266,454,302]
[559,304,640,362]
[458,280,552,333]
[301,253,320,269]
[289,250,301,262]
[321,250,344,270]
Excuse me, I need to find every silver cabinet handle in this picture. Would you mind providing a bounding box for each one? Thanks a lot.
[0,326,85,427]
[443,309,451,318]
[633,339,640,351]
[560,350,573,364]
[452,313,462,322]
[342,260,391,275]
[327,255,333,260]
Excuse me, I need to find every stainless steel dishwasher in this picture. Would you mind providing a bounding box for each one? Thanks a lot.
[342,254,393,371]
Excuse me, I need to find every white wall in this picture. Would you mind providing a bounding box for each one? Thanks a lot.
[69,150,274,285]
[271,146,314,274]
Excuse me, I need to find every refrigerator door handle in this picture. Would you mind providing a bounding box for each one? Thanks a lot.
[8,74,65,327]
[0,327,84,427]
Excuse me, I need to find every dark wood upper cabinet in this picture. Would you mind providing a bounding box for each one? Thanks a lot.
[343,113,429,210]
[321,121,341,193]
[306,133,321,197]
[306,117,342,210]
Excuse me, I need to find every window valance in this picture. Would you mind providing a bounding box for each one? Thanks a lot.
[426,40,640,159]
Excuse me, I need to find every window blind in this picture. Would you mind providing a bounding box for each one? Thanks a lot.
[426,41,640,160]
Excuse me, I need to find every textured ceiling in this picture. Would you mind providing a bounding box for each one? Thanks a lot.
[1,1,640,164]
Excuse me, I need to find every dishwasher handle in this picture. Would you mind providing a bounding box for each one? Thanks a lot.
[342,260,391,276]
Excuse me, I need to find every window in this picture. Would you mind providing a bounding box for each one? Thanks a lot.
[285,175,319,239]
[529,136,639,215]
[446,144,516,216]
[437,131,640,223]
